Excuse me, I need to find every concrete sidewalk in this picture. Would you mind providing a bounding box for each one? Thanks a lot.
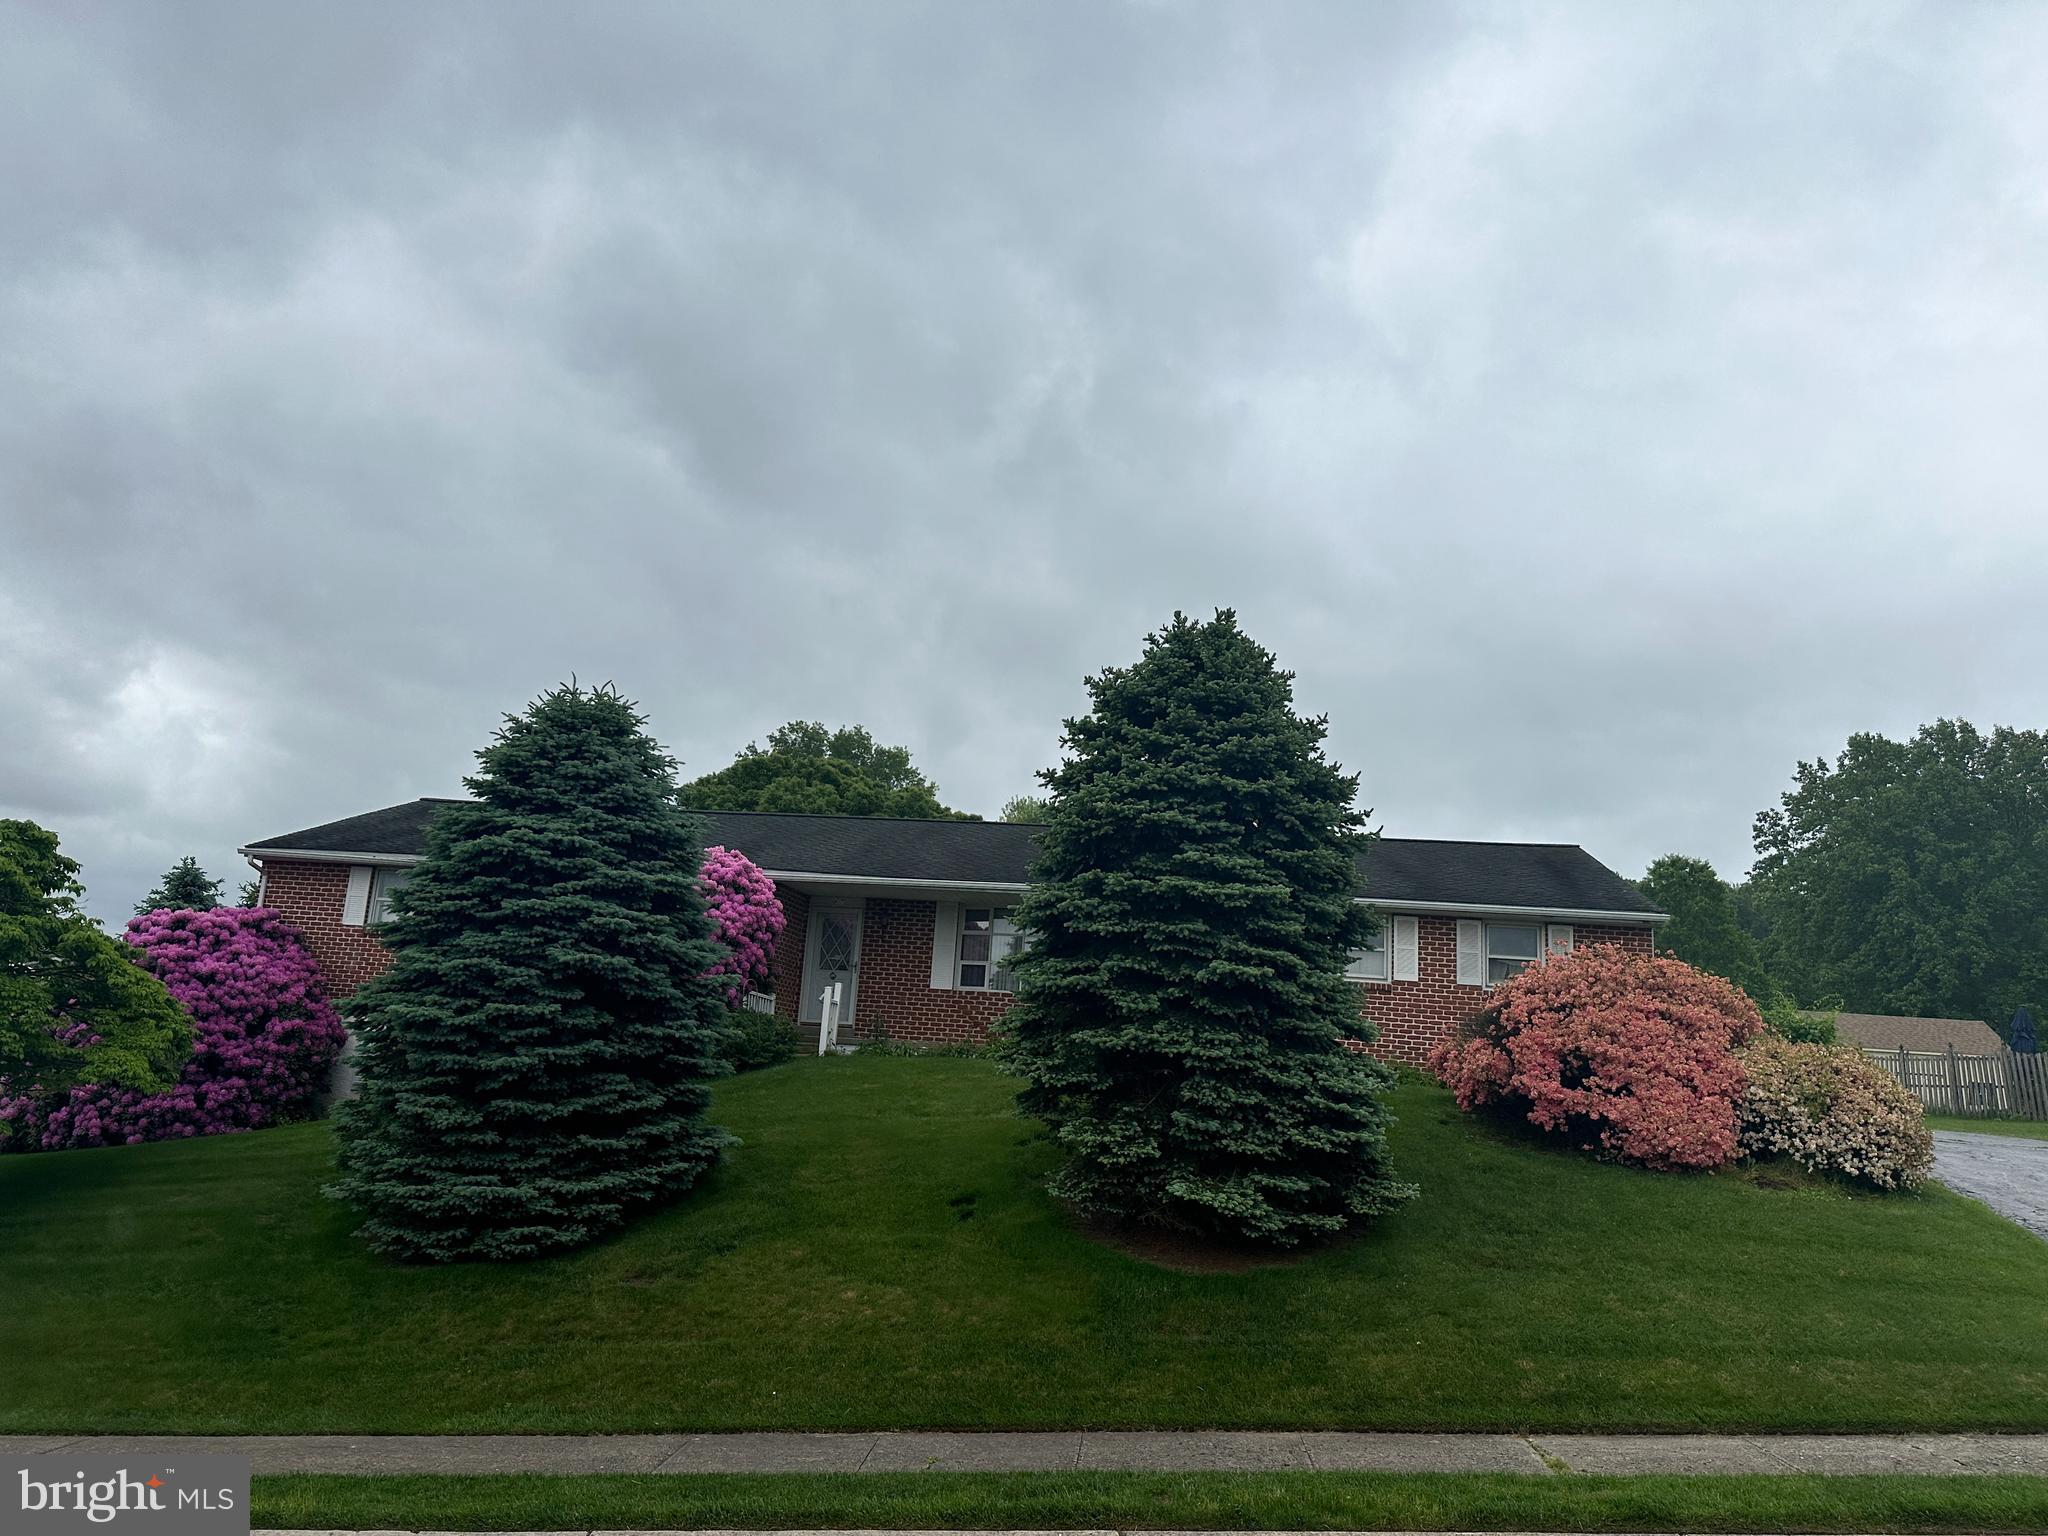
[6,1431,2048,1476]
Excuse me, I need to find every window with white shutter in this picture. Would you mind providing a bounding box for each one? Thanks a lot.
[1455,919,1484,986]
[340,865,373,927]
[1391,915,1420,982]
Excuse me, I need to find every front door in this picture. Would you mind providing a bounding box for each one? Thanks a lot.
[799,903,863,1025]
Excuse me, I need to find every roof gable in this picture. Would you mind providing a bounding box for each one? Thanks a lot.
[243,799,1664,919]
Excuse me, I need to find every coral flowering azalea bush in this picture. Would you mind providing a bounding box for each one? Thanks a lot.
[700,844,785,1003]
[1428,945,1764,1171]
[19,907,346,1151]
[1737,1034,1933,1189]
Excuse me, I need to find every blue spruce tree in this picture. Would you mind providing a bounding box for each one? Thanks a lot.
[330,684,731,1261]
[1002,612,1413,1246]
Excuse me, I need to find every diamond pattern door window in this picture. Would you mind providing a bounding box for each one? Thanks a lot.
[819,914,856,972]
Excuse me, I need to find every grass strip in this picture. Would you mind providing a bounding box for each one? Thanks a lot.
[252,1469,2048,1532]
[1926,1116,2048,1142]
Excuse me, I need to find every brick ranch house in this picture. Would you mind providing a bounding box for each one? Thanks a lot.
[241,799,1665,1065]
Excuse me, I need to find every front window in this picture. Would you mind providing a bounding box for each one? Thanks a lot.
[367,866,413,925]
[1345,919,1388,982]
[1486,922,1542,983]
[959,907,1023,991]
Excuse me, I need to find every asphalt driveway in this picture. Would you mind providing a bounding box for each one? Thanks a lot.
[1933,1129,2048,1239]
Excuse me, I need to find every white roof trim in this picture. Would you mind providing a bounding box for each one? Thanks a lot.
[1358,896,1667,924]
[238,847,422,867]
[761,869,1030,893]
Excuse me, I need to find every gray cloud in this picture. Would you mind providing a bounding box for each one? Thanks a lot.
[3,0,2045,921]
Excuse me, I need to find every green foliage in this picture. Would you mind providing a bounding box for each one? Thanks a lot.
[237,877,262,907]
[859,1038,993,1058]
[1001,610,1412,1247]
[1737,1036,1933,1190]
[1751,720,2048,1031]
[1000,793,1052,823]
[0,820,191,1122]
[328,684,734,1262]
[1762,996,1837,1045]
[253,1469,2048,1536]
[679,720,973,819]
[135,855,223,915]
[1638,854,1777,1001]
[718,1009,796,1072]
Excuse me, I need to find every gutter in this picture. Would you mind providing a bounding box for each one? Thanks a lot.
[237,846,420,867]
[240,849,1664,924]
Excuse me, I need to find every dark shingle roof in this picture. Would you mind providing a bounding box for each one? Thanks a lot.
[245,800,1664,918]
[1360,837,1661,915]
[245,799,456,858]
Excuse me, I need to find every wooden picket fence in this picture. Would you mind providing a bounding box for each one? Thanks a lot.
[1863,1045,2048,1120]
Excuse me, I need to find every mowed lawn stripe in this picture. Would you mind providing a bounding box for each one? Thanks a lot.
[250,1470,2048,1534]
[4,1055,2046,1433]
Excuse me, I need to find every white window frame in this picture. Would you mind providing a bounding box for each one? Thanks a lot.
[1485,920,1543,984]
[958,906,1023,992]
[366,865,413,926]
[1345,919,1390,983]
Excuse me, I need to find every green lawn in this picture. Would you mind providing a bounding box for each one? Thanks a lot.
[252,1471,2048,1533]
[1927,1114,2048,1141]
[5,1055,2048,1433]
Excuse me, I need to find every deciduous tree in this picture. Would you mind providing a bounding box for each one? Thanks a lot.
[0,821,190,1144]
[679,721,971,818]
[1638,854,1775,1001]
[1750,720,2048,1034]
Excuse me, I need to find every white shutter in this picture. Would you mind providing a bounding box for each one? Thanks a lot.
[1391,915,1420,982]
[929,900,960,989]
[340,865,373,927]
[1455,919,1484,986]
[1546,923,1574,958]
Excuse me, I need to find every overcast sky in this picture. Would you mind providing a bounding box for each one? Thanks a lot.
[4,1,2045,922]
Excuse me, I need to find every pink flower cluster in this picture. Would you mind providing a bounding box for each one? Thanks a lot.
[1428,945,1765,1172]
[18,907,347,1150]
[700,845,785,1004]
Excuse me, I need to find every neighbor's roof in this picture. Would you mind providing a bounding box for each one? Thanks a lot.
[1827,1012,2006,1056]
[244,799,1665,919]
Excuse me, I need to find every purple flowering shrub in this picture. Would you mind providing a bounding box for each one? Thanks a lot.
[20,907,346,1150]
[701,844,785,1003]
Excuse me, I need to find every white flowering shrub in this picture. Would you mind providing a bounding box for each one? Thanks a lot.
[1736,1035,1932,1190]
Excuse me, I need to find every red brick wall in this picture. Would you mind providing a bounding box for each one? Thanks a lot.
[1355,918,1655,1064]
[256,859,395,997]
[851,898,1016,1044]
[260,854,1656,1066]
[770,886,811,1025]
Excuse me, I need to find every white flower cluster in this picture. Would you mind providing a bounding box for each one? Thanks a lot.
[1737,1036,1933,1190]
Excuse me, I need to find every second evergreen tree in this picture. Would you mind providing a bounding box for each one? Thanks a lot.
[1003,612,1414,1246]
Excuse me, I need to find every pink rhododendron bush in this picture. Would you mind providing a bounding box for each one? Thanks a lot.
[1427,945,1764,1171]
[700,844,784,1002]
[1736,1034,1933,1189]
[12,907,346,1151]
